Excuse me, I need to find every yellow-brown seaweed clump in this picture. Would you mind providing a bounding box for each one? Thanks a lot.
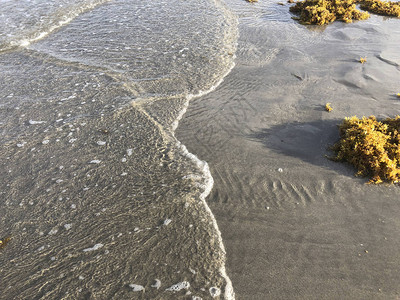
[0,236,11,250]
[331,116,400,184]
[290,0,400,25]
[289,0,370,25]
[325,102,333,112]
[360,0,400,17]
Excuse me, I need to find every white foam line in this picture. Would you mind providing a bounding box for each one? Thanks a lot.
[169,1,238,296]
[129,60,236,299]
[12,0,112,49]
[172,60,237,300]
[18,17,75,47]
[177,142,235,299]
[171,60,236,132]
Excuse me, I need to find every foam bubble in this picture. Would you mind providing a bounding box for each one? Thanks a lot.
[64,223,72,230]
[48,228,58,235]
[83,243,103,252]
[163,218,172,226]
[166,281,190,292]
[151,279,161,289]
[28,120,46,125]
[129,284,144,292]
[89,160,101,164]
[209,287,221,297]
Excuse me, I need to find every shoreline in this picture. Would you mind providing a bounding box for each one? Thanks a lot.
[177,1,400,298]
[167,1,239,296]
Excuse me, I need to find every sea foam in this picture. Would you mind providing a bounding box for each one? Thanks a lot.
[171,51,237,300]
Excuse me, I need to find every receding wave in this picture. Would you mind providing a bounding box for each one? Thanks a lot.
[0,0,238,298]
[0,0,111,52]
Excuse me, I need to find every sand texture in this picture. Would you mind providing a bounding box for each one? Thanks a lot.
[177,1,400,298]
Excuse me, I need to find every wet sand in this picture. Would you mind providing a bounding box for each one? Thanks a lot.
[177,2,400,299]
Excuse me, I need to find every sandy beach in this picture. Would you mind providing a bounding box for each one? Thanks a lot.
[2,0,400,298]
[177,1,400,298]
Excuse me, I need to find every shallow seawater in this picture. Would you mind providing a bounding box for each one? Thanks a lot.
[0,0,237,298]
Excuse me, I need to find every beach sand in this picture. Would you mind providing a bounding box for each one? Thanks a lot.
[177,1,400,298]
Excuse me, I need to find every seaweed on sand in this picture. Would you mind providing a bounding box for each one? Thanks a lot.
[325,103,333,112]
[330,116,400,184]
[0,236,11,250]
[290,0,400,25]
[360,0,400,17]
[289,0,369,25]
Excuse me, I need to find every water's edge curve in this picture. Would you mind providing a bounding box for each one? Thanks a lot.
[168,0,238,296]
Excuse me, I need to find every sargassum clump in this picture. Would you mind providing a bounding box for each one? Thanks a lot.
[289,0,400,25]
[360,0,400,17]
[331,115,400,184]
[325,103,333,112]
[0,236,11,250]
[289,0,369,25]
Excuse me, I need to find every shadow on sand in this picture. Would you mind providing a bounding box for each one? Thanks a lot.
[248,119,357,178]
